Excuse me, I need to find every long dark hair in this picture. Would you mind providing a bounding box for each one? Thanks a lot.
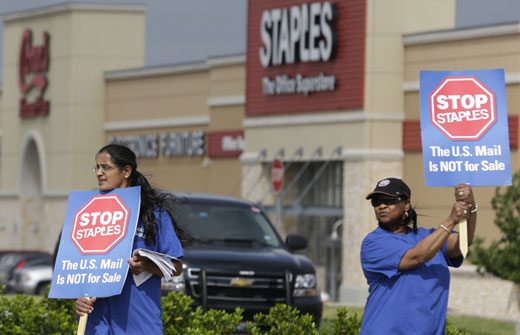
[97,144,188,247]
[405,204,418,233]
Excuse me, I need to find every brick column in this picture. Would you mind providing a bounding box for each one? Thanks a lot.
[339,155,403,306]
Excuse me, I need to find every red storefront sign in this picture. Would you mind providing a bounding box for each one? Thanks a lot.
[70,194,130,254]
[246,0,366,116]
[430,76,496,141]
[19,29,50,118]
[208,130,245,157]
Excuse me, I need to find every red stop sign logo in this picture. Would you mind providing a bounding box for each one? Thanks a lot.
[71,194,130,254]
[430,76,496,140]
[271,159,284,193]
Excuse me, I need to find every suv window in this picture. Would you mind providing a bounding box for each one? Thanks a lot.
[177,202,281,247]
[24,255,52,267]
[0,252,48,269]
[0,254,24,268]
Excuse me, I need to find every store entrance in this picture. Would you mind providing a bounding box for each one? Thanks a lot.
[259,157,343,302]
[293,215,343,302]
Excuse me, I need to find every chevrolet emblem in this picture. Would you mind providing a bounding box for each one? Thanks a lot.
[230,277,254,287]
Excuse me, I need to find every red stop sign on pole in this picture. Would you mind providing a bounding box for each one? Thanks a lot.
[70,194,130,254]
[271,159,284,193]
[430,76,496,140]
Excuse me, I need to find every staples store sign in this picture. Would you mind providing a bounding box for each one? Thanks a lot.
[19,29,51,119]
[109,131,205,158]
[247,0,365,116]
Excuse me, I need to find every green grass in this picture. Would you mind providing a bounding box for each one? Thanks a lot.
[321,305,516,335]
[320,305,362,330]
[447,314,515,335]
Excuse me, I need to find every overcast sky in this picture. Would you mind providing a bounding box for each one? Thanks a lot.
[0,0,247,81]
[456,0,520,28]
[3,0,520,77]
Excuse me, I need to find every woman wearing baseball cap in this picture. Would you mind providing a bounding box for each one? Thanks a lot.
[360,177,477,335]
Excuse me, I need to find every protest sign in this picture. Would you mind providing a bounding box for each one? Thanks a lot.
[420,69,512,257]
[49,186,140,299]
[420,69,512,187]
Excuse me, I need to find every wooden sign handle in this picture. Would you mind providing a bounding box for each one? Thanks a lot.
[76,297,90,335]
[459,219,468,258]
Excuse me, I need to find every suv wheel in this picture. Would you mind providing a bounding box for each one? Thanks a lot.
[35,282,50,296]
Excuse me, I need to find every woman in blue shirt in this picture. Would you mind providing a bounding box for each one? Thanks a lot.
[360,177,477,335]
[75,144,187,335]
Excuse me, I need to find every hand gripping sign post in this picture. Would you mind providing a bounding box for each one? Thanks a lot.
[420,69,512,257]
[48,186,140,334]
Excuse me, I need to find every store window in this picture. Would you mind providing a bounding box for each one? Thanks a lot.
[263,160,343,301]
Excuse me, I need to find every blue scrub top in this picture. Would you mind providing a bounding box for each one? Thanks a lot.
[85,207,183,335]
[360,227,463,335]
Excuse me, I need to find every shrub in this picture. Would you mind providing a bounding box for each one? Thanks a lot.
[469,169,520,284]
[162,290,198,333]
[329,307,361,335]
[162,291,242,335]
[0,289,469,335]
[244,303,320,335]
[0,293,76,335]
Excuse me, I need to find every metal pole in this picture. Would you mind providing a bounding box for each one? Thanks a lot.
[330,242,336,301]
[201,268,207,311]
[275,193,281,230]
[284,270,292,306]
[330,219,343,302]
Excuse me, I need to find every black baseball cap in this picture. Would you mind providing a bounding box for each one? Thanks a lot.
[365,177,411,200]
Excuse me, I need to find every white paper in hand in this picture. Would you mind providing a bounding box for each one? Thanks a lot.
[132,248,179,287]
[133,271,153,287]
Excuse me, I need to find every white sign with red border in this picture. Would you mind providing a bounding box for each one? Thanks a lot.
[271,159,284,193]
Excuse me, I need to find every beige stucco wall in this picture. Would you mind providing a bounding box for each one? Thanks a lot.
[0,195,67,251]
[104,59,245,195]
[449,265,520,320]
[106,71,209,123]
[209,105,244,130]
[208,63,245,98]
[1,4,145,194]
[0,89,3,190]
[365,0,455,144]
[245,115,365,161]
[404,36,520,80]
[0,4,145,252]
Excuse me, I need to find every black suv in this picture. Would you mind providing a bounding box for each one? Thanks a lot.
[163,192,323,324]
